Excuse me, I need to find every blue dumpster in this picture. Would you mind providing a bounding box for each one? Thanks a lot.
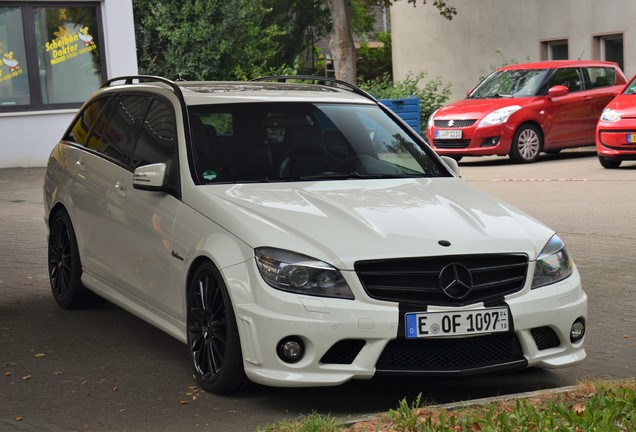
[379,97,420,133]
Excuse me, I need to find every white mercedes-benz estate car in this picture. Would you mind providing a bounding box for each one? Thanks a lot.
[44,75,587,394]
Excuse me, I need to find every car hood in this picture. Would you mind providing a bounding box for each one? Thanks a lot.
[435,97,533,120]
[606,94,636,116]
[189,179,553,269]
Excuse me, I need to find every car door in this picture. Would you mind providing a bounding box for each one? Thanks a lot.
[105,96,183,318]
[62,95,134,282]
[542,67,596,148]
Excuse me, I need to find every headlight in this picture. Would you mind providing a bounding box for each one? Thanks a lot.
[600,108,621,123]
[479,105,522,127]
[255,247,354,299]
[531,235,573,289]
[427,109,439,128]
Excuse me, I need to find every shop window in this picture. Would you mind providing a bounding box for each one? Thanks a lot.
[0,4,105,112]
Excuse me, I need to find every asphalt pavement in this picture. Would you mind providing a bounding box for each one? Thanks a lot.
[1,149,635,431]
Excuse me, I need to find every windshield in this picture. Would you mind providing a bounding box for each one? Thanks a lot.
[469,69,550,99]
[187,103,450,184]
[623,77,636,95]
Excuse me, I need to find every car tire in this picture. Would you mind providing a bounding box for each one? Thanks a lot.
[187,262,248,394]
[510,124,542,163]
[598,156,621,169]
[47,210,104,309]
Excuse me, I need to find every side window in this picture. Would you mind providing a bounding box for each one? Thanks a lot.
[66,95,113,145]
[586,67,616,89]
[548,68,583,92]
[86,95,151,165]
[132,98,176,170]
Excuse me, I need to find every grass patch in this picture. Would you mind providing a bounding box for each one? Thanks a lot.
[260,379,636,431]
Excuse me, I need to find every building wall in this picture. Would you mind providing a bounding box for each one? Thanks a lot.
[391,0,635,104]
[0,0,138,169]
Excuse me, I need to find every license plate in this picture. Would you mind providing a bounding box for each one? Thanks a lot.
[435,129,462,139]
[626,133,636,143]
[405,307,509,339]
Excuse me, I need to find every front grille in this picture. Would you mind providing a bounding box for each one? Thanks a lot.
[320,339,366,364]
[531,326,561,350]
[433,139,471,149]
[434,119,476,128]
[376,332,524,373]
[355,254,528,307]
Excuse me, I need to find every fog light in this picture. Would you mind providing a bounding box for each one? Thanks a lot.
[570,319,585,342]
[277,337,304,363]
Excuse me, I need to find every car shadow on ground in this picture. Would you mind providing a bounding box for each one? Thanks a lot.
[457,149,599,167]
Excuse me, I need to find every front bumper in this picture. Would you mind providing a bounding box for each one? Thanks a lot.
[596,122,636,159]
[223,260,587,388]
[427,122,516,157]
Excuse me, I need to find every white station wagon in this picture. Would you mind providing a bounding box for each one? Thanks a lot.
[44,76,587,394]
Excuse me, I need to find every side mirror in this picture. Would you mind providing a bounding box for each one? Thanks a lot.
[133,163,167,191]
[548,85,569,99]
[440,156,460,176]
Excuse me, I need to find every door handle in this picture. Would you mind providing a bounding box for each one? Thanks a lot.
[114,181,127,197]
[75,160,85,170]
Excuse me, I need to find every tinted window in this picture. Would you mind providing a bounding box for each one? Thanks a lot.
[86,95,151,165]
[67,95,113,145]
[132,98,176,169]
[188,103,448,184]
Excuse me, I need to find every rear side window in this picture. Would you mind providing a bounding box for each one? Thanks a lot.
[67,96,113,146]
[86,95,151,165]
[586,67,616,89]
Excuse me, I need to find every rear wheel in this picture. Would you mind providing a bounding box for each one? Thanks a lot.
[186,262,248,394]
[598,156,621,169]
[510,124,542,163]
[47,210,103,309]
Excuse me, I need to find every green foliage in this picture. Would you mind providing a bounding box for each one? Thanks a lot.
[258,412,342,432]
[387,393,423,432]
[257,380,636,432]
[357,32,392,81]
[358,72,452,126]
[132,0,330,80]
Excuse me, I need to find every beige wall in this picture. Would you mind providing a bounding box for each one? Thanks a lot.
[391,0,636,103]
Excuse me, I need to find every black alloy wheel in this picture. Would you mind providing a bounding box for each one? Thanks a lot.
[48,210,103,309]
[186,262,247,394]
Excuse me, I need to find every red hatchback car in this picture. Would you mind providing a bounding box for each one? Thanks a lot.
[596,74,636,168]
[426,60,627,163]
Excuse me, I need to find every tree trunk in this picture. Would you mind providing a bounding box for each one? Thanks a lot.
[326,0,357,84]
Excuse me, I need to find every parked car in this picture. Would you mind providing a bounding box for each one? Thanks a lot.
[426,60,627,163]
[596,74,636,168]
[44,75,587,394]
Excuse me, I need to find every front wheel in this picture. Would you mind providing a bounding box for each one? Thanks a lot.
[598,156,621,169]
[47,210,103,309]
[186,262,248,394]
[510,124,542,163]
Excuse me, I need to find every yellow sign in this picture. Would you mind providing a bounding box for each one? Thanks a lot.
[0,50,23,83]
[45,25,96,66]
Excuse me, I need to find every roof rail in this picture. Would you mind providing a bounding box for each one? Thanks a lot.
[250,75,378,102]
[100,75,185,101]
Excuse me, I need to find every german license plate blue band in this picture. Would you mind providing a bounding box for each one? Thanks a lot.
[405,307,509,339]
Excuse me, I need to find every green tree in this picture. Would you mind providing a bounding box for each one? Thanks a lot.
[133,0,331,80]
[327,0,456,84]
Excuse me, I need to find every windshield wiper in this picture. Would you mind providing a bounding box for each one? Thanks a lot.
[298,172,423,181]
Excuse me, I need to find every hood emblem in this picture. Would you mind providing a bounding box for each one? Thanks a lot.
[439,263,473,300]
[447,120,455,127]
